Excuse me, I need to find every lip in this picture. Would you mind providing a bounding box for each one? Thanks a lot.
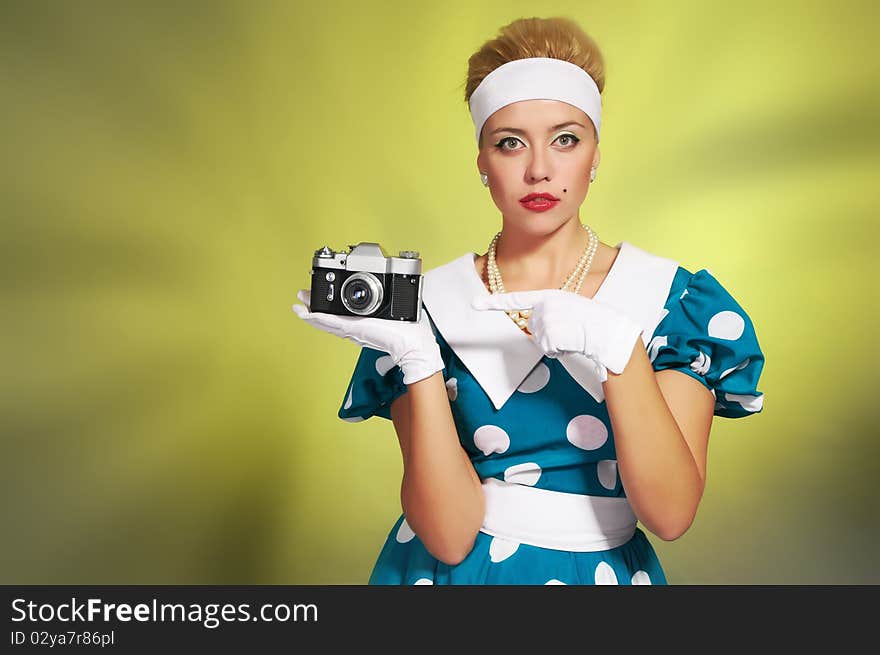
[519,192,560,213]
[519,192,560,202]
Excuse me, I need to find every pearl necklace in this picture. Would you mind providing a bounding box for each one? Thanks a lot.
[486,223,599,332]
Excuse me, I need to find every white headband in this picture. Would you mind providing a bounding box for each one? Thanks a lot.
[468,57,602,145]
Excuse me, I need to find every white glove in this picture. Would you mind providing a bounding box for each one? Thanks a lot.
[471,289,643,375]
[292,289,444,385]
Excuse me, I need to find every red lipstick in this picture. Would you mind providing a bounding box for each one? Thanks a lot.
[519,192,560,212]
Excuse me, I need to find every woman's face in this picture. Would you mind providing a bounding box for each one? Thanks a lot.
[476,99,600,235]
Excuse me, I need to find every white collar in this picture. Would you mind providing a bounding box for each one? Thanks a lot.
[421,241,680,410]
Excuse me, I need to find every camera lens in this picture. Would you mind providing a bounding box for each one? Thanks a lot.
[347,282,370,308]
[341,272,383,315]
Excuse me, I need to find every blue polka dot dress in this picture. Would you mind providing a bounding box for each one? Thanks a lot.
[337,242,765,585]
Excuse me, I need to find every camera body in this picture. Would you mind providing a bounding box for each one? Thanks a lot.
[309,242,423,322]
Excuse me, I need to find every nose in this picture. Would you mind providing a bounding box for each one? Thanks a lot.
[525,148,552,183]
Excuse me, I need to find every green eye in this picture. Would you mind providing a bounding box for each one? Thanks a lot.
[494,137,522,150]
[555,133,580,147]
[493,133,580,151]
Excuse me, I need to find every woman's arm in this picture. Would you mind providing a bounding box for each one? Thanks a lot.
[603,341,715,541]
[471,288,715,541]
[292,292,484,560]
[390,371,485,565]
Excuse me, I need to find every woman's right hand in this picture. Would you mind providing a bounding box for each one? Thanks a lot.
[292,289,444,385]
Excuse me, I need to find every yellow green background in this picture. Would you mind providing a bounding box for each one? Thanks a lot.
[2,0,877,584]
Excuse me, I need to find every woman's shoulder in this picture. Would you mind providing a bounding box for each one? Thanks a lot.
[620,241,733,308]
[661,263,748,312]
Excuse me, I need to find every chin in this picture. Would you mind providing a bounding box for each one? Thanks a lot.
[510,214,569,235]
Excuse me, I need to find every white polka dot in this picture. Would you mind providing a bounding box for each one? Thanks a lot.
[342,416,365,422]
[594,561,619,585]
[566,415,608,451]
[489,536,520,563]
[517,362,550,393]
[647,335,667,363]
[503,462,542,486]
[375,355,396,376]
[414,578,433,585]
[631,570,652,585]
[473,425,510,456]
[719,358,750,380]
[690,350,711,376]
[446,377,458,401]
[707,311,745,340]
[344,386,354,409]
[724,392,764,412]
[545,579,567,585]
[597,460,618,490]
[395,518,415,543]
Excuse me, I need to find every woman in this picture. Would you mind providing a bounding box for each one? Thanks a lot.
[293,16,765,585]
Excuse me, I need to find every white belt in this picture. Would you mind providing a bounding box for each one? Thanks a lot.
[479,477,638,552]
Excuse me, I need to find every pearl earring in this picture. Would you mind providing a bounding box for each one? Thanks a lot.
[480,171,489,187]
[590,167,597,182]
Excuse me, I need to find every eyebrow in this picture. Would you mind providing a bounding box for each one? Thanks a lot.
[489,121,586,136]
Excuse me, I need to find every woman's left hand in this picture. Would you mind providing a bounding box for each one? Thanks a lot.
[471,289,644,374]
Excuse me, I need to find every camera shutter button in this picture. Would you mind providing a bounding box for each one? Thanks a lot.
[398,250,419,259]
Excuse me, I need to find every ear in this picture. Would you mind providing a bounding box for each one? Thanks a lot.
[592,146,601,169]
[477,150,485,174]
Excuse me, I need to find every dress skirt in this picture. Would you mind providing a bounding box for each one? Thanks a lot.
[368,512,667,586]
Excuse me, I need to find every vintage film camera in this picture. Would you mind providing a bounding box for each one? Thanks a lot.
[309,242,423,321]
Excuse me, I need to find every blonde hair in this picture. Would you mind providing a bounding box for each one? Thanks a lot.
[464,17,606,146]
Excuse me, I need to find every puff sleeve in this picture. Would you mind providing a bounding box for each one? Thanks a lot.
[336,306,449,422]
[337,347,408,422]
[648,268,766,418]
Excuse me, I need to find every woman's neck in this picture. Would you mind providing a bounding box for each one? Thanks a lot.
[493,216,591,287]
